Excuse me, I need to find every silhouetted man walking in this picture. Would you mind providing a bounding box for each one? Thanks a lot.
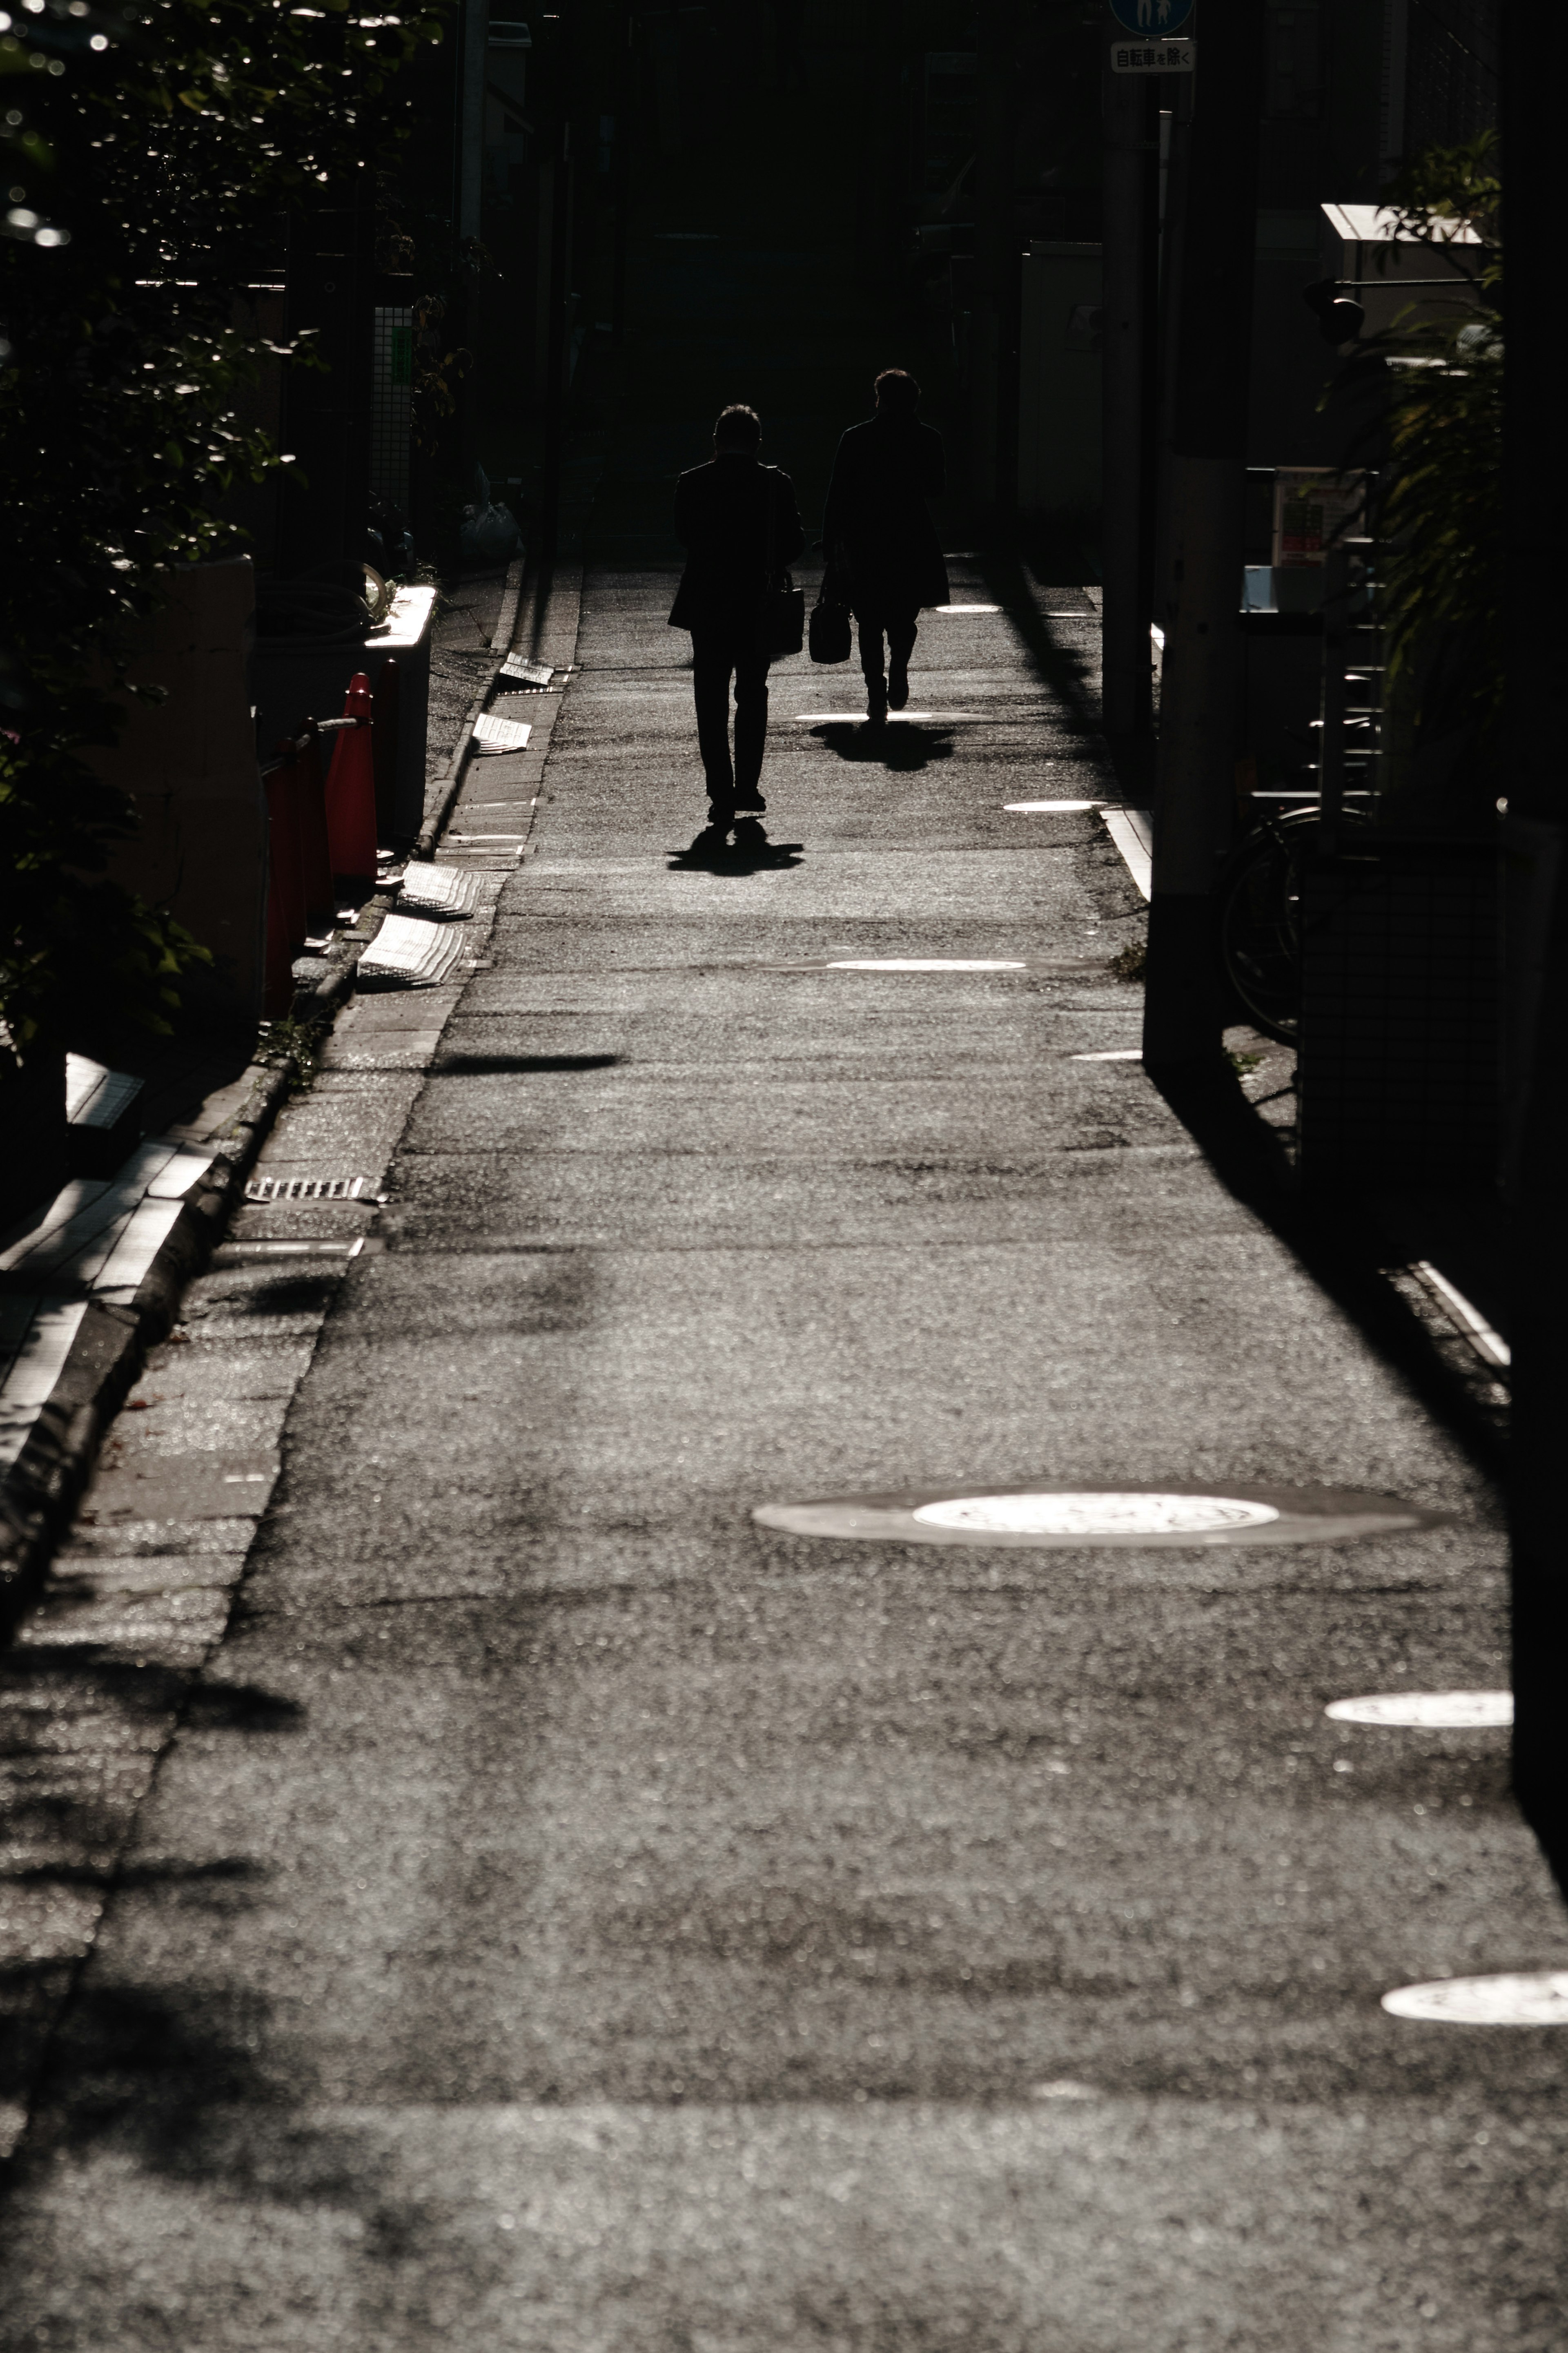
[670,404,805,825]
[822,370,948,724]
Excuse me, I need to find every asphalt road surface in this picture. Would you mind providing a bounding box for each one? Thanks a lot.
[1,560,1564,2350]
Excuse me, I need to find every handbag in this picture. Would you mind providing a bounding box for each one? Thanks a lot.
[808,567,852,665]
[754,473,804,660]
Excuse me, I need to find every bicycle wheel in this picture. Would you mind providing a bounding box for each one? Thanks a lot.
[1216,815,1314,1043]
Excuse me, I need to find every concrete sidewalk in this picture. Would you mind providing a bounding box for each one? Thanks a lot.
[0,563,1563,2351]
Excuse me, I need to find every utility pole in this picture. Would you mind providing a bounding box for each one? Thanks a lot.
[970,0,1017,524]
[1150,80,1192,618]
[539,114,571,565]
[860,0,898,290]
[612,2,634,348]
[459,0,488,246]
[1101,63,1157,738]
[278,185,374,575]
[1503,0,1568,1898]
[452,0,488,517]
[1141,0,1265,1066]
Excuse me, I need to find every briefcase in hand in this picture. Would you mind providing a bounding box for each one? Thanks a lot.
[757,573,805,660]
[753,479,805,660]
[808,584,852,665]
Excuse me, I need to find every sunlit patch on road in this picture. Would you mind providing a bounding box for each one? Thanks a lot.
[1382,1974,1568,2025]
[1327,1692,1513,1728]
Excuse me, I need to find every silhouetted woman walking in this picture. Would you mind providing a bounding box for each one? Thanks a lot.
[822,370,948,724]
[670,404,805,826]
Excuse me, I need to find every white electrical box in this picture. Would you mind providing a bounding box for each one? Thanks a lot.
[1319,202,1487,338]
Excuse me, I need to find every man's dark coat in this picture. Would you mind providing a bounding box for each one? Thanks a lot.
[822,415,949,613]
[669,454,806,636]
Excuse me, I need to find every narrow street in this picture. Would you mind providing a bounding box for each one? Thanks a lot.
[4,2,1557,2343]
[3,533,1563,2345]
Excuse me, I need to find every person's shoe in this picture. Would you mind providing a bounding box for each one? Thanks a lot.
[887,659,909,711]
[706,797,734,829]
[732,785,766,814]
[865,679,888,725]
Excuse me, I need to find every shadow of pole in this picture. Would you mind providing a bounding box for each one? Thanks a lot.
[976,555,1158,805]
[1146,1056,1508,1483]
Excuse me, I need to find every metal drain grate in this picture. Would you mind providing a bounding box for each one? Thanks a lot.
[357,912,468,985]
[397,861,480,916]
[472,711,532,753]
[245,1175,368,1202]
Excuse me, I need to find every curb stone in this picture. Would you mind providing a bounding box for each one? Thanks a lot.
[416,549,527,862]
[0,550,529,1635]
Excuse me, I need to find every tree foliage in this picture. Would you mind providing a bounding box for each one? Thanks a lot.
[1372,134,1502,729]
[1330,133,1503,819]
[0,0,447,1053]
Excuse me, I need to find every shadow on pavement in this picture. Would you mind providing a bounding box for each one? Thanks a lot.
[979,556,1100,725]
[0,1651,304,2181]
[668,820,804,874]
[1149,1056,1508,1478]
[434,1053,625,1076]
[811,720,955,772]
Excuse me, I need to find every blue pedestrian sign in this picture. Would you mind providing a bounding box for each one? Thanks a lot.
[1109,0,1194,30]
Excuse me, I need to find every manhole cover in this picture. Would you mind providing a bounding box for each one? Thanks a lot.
[915,1492,1279,1537]
[1327,1692,1512,1728]
[1382,1974,1568,2026]
[753,1482,1450,1549]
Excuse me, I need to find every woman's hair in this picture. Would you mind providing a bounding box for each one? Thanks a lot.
[714,404,762,450]
[873,369,920,415]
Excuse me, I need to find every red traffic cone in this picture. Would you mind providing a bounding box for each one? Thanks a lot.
[325,671,378,895]
[295,721,335,926]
